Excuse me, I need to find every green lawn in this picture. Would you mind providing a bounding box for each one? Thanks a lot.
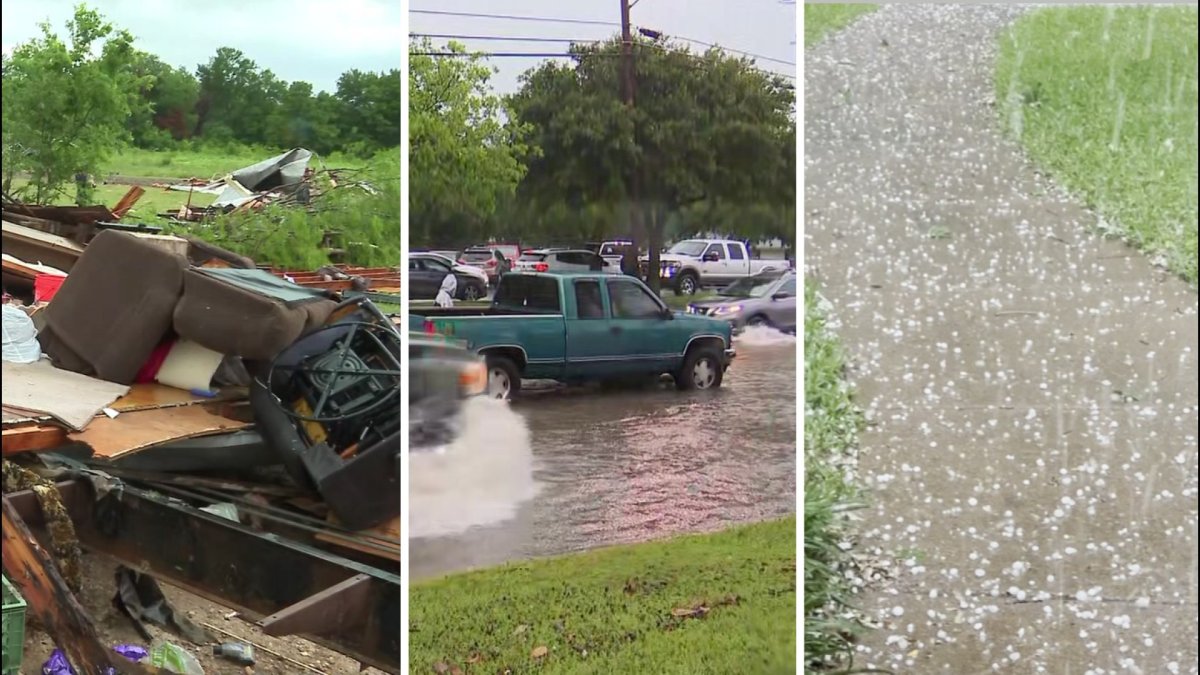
[996,6,1199,283]
[410,518,797,674]
[803,287,864,670]
[804,4,878,46]
[100,146,366,180]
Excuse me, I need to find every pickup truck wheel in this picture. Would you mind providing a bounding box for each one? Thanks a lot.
[485,356,521,400]
[676,348,724,391]
[462,283,483,301]
[746,314,770,328]
[674,272,699,296]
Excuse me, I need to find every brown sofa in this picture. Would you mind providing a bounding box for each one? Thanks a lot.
[38,230,336,384]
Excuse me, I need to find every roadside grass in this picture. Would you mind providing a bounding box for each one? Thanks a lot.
[996,6,1199,283]
[804,4,878,46]
[803,286,864,670]
[409,517,796,675]
[102,146,367,180]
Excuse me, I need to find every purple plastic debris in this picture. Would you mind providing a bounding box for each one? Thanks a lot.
[41,650,73,675]
[42,644,148,675]
[114,644,149,661]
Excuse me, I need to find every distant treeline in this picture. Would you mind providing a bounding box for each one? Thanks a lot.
[127,48,399,156]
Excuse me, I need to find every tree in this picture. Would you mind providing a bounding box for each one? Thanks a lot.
[508,38,795,290]
[126,52,200,146]
[1,5,147,202]
[409,40,529,247]
[336,69,402,153]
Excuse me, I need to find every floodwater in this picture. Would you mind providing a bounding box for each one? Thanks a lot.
[409,327,797,580]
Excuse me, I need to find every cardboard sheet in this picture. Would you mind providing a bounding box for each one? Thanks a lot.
[1,360,129,430]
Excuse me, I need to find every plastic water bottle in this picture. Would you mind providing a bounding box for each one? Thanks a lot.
[213,642,256,666]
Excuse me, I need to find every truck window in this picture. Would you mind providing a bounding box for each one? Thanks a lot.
[607,279,662,319]
[703,244,725,260]
[494,275,561,312]
[728,244,745,260]
[574,280,605,319]
[777,278,796,297]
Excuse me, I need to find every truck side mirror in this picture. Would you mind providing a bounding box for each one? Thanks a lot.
[702,252,719,262]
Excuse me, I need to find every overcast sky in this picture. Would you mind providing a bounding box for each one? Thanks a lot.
[411,0,797,94]
[1,0,402,92]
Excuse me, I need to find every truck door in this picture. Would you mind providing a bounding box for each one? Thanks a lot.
[726,242,749,280]
[564,278,620,377]
[700,243,726,285]
[605,278,679,374]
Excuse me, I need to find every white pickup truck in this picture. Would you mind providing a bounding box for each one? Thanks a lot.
[644,239,787,295]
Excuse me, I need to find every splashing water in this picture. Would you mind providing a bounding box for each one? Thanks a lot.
[736,324,799,347]
[409,397,541,538]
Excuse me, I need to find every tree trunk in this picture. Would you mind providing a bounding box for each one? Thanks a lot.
[645,204,663,294]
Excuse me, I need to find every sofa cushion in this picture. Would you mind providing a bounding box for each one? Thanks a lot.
[38,230,186,384]
[173,269,335,361]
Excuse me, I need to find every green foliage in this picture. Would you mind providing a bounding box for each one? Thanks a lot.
[410,517,796,675]
[803,4,879,46]
[996,6,1199,283]
[175,151,399,269]
[803,287,865,670]
[409,40,529,248]
[507,38,795,289]
[1,5,147,202]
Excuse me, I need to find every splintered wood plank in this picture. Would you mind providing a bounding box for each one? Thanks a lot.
[67,405,250,460]
[110,383,245,412]
[2,424,69,456]
[315,516,401,562]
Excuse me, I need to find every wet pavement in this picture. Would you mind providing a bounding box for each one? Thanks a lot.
[409,328,796,580]
[806,5,1198,672]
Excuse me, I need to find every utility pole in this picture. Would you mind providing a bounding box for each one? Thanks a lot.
[620,0,652,287]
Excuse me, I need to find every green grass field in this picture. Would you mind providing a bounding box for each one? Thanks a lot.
[410,518,796,674]
[997,6,1199,283]
[804,4,878,46]
[101,146,365,180]
[803,287,863,670]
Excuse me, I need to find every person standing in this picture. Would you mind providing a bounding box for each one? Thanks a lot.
[435,273,457,308]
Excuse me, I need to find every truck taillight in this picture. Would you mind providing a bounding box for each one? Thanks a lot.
[534,262,549,272]
[424,320,436,334]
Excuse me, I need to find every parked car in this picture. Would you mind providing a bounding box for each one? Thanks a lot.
[410,331,487,449]
[642,239,786,296]
[515,249,620,274]
[587,239,636,268]
[686,270,797,333]
[417,251,489,289]
[408,254,488,301]
[459,246,519,284]
[410,272,736,399]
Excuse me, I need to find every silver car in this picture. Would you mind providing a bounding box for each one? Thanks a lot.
[685,271,797,333]
[514,249,620,274]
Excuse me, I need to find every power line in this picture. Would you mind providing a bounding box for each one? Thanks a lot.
[410,33,591,44]
[671,36,795,67]
[410,9,619,27]
[410,48,796,80]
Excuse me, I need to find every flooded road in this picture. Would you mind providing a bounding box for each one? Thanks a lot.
[409,327,797,580]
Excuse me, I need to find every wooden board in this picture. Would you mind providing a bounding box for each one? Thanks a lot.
[67,405,250,460]
[315,517,401,562]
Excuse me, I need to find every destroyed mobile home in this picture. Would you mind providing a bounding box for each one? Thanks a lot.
[3,212,402,672]
[156,148,378,224]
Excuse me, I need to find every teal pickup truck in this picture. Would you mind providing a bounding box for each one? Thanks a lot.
[410,272,736,399]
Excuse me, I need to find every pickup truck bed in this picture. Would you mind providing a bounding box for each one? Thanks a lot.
[410,272,735,398]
